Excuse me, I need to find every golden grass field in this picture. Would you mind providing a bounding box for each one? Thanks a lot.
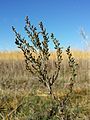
[0,50,90,119]
[0,50,90,96]
[0,50,90,59]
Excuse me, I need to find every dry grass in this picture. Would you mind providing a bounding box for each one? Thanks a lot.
[0,50,90,119]
[0,50,90,60]
[0,51,24,60]
[0,50,89,92]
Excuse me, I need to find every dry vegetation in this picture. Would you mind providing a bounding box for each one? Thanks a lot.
[0,51,90,120]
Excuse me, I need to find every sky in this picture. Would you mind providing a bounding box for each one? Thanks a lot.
[0,0,90,51]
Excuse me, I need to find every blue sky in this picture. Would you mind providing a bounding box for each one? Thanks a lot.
[0,0,90,51]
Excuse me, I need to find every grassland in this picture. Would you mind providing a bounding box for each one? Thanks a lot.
[0,51,90,120]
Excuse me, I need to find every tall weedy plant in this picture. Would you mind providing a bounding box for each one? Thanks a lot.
[12,16,63,96]
[12,16,78,119]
